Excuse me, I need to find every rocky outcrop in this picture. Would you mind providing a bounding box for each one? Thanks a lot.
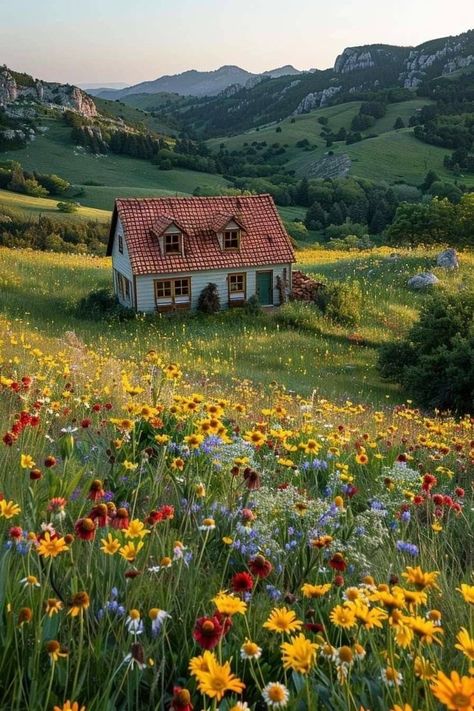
[304,153,351,179]
[0,68,97,117]
[436,248,459,269]
[399,33,474,87]
[407,273,440,289]
[293,85,342,114]
[334,49,376,74]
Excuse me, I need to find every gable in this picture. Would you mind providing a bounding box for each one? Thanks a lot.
[107,194,295,275]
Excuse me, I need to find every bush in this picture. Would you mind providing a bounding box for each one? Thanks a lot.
[273,301,323,334]
[57,201,78,213]
[197,283,220,314]
[243,294,262,316]
[378,291,474,413]
[76,288,134,321]
[315,281,362,325]
[326,234,373,251]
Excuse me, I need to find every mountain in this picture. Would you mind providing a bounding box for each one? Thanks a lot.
[0,65,97,117]
[79,82,129,90]
[92,64,303,99]
[154,29,474,137]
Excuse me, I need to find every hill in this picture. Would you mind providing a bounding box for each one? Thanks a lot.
[153,29,473,137]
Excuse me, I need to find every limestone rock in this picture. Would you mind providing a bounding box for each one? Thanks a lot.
[407,272,440,289]
[436,248,459,269]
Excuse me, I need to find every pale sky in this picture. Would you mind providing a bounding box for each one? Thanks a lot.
[1,0,472,86]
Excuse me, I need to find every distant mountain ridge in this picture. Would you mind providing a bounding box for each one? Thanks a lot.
[92,64,303,99]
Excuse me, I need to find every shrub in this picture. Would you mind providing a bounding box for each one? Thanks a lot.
[57,201,78,213]
[76,288,134,321]
[315,281,362,325]
[243,294,262,316]
[273,301,323,334]
[378,291,474,413]
[197,283,220,314]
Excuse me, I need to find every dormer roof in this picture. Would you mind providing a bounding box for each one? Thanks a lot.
[107,194,295,276]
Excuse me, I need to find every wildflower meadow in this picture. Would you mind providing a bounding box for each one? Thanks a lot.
[0,316,472,711]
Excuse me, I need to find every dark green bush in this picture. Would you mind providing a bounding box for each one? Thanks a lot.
[314,281,362,325]
[76,288,134,321]
[378,291,474,413]
[197,283,220,314]
[243,294,262,316]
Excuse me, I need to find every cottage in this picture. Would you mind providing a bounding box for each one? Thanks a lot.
[106,194,295,312]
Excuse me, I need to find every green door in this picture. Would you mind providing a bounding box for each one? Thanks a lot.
[256,271,273,305]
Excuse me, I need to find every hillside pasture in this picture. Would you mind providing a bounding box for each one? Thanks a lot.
[2,119,229,211]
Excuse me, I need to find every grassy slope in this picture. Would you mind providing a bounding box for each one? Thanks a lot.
[2,119,229,211]
[0,188,110,222]
[1,246,472,405]
[93,96,176,135]
[207,98,474,186]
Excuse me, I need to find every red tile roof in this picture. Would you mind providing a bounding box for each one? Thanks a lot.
[107,194,295,276]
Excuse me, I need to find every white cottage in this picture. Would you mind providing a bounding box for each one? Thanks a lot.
[106,194,295,313]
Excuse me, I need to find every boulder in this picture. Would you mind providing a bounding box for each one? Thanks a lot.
[436,248,459,269]
[407,272,439,290]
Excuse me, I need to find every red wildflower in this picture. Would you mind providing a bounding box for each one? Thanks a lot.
[9,526,23,539]
[305,622,324,633]
[92,404,101,412]
[81,418,92,428]
[243,468,261,490]
[455,487,465,497]
[192,615,224,650]
[171,686,193,711]
[2,432,15,446]
[111,507,129,529]
[89,504,110,527]
[74,517,96,541]
[248,554,273,579]
[422,474,437,491]
[329,552,347,572]
[231,571,254,594]
[413,495,425,505]
[333,574,345,586]
[30,468,42,481]
[44,456,57,469]
[88,479,105,501]
[432,494,444,506]
[241,508,256,523]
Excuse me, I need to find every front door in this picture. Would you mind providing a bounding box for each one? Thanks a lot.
[256,270,273,305]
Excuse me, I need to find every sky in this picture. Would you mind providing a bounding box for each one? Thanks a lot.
[1,0,472,86]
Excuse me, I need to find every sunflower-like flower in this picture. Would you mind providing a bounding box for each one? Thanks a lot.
[430,670,474,710]
[193,652,245,702]
[455,627,474,662]
[402,566,440,591]
[329,604,357,630]
[37,532,69,558]
[301,583,332,599]
[263,607,303,634]
[281,633,318,674]
[402,615,443,645]
[457,584,474,605]
[212,592,247,617]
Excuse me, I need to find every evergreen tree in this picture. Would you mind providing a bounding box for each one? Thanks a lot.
[393,116,405,129]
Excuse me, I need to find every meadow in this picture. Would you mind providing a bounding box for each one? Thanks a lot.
[0,242,472,710]
[2,120,228,211]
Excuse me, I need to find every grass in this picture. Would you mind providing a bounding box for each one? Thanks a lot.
[2,119,229,211]
[1,245,472,406]
[0,188,110,222]
[207,97,474,186]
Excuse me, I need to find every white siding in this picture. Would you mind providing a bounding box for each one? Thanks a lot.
[111,218,134,307]
[135,264,292,313]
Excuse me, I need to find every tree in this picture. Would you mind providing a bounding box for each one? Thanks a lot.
[378,291,474,413]
[420,170,440,192]
[393,116,405,129]
[295,177,310,207]
[305,202,326,230]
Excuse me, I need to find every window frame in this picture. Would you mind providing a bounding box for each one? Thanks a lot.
[118,233,124,254]
[154,277,191,310]
[164,232,182,255]
[115,269,131,304]
[227,272,246,305]
[223,229,240,251]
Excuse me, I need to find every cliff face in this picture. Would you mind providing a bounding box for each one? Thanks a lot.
[0,68,97,117]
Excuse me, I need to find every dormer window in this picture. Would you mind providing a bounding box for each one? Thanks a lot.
[224,230,240,250]
[164,233,181,255]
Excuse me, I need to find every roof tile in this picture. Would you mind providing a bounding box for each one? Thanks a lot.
[111,194,295,275]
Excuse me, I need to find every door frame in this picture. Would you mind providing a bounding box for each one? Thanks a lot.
[256,269,274,306]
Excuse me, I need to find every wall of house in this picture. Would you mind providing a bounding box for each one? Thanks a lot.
[135,264,292,312]
[111,218,134,307]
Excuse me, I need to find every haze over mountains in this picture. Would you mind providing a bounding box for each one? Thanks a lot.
[90,64,304,99]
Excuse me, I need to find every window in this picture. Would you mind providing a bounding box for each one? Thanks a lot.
[154,278,191,309]
[115,270,131,303]
[229,274,245,292]
[164,233,181,255]
[223,230,240,250]
[228,273,246,304]
[118,234,124,254]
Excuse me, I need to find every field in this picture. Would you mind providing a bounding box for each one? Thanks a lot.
[207,98,474,187]
[0,189,110,223]
[2,119,229,211]
[0,244,472,710]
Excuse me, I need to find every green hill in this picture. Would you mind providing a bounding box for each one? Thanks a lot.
[1,118,229,211]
